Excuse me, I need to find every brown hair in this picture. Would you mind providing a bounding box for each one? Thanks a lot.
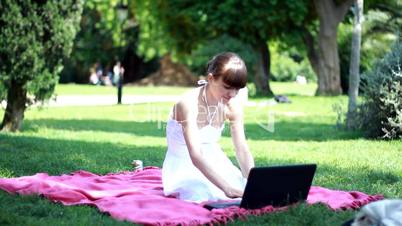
[206,52,247,89]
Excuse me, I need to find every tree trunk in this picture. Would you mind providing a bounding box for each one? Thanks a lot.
[316,25,342,95]
[313,0,355,96]
[302,28,320,81]
[1,80,27,132]
[254,41,274,96]
[347,0,363,128]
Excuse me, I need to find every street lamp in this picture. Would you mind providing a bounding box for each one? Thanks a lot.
[116,2,127,104]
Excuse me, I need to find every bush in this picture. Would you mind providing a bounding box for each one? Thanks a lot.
[350,40,402,139]
[271,57,315,83]
[270,43,316,83]
[338,12,398,94]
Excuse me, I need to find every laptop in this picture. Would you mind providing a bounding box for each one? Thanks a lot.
[203,164,317,210]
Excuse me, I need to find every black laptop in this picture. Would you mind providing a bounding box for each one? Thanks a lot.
[204,164,317,210]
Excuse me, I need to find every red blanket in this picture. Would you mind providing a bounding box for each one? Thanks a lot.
[0,167,383,225]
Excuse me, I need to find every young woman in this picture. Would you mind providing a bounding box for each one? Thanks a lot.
[162,52,255,203]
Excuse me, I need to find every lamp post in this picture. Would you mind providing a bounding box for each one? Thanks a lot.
[116,2,127,104]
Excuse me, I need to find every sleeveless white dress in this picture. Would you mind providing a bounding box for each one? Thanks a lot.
[162,117,247,203]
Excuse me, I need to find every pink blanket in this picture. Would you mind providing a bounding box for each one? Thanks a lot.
[0,167,383,225]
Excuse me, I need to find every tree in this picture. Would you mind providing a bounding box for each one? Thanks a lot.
[337,0,401,94]
[302,0,355,95]
[134,0,309,96]
[0,0,83,132]
[347,0,363,128]
[63,0,126,83]
[365,0,402,34]
[62,0,151,84]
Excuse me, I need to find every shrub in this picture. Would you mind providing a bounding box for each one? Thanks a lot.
[270,43,316,83]
[271,57,315,83]
[350,40,402,139]
[338,13,397,94]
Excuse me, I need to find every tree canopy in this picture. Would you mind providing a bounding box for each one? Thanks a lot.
[0,0,83,131]
[134,0,309,95]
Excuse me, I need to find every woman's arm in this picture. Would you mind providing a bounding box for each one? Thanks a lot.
[175,100,243,198]
[226,100,255,178]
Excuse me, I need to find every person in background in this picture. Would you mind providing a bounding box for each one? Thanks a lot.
[113,61,124,86]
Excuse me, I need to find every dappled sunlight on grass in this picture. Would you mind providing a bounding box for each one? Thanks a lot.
[20,126,166,148]
[0,83,401,225]
[24,119,167,138]
[0,167,14,178]
[0,133,166,176]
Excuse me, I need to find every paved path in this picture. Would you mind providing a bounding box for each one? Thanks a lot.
[25,95,268,107]
[45,95,181,107]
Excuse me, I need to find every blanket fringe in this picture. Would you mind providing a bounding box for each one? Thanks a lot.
[0,167,385,226]
[209,194,384,225]
[340,194,384,210]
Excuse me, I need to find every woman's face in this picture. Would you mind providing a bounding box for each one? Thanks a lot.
[208,74,240,104]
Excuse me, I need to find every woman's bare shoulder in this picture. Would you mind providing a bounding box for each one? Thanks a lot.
[177,87,200,107]
[225,97,243,121]
[173,87,201,121]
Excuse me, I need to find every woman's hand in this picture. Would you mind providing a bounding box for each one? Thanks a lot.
[224,186,244,198]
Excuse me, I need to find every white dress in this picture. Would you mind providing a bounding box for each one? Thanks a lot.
[162,118,246,203]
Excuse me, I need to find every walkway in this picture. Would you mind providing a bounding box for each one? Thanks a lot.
[45,95,181,107]
[0,94,268,108]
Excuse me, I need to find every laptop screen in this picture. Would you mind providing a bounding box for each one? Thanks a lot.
[240,164,317,209]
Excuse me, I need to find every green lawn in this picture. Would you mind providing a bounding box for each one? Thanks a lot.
[54,82,316,96]
[0,83,401,226]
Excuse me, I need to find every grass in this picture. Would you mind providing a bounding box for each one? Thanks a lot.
[55,82,316,96]
[0,82,401,226]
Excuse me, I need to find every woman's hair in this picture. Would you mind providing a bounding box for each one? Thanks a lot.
[206,52,247,89]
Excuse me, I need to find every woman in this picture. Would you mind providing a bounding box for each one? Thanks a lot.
[162,52,255,203]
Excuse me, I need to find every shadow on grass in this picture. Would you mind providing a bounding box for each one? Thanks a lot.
[247,156,401,197]
[3,135,399,198]
[24,117,363,141]
[0,134,166,177]
[24,119,166,138]
[1,135,400,226]
[0,190,134,226]
[237,121,362,141]
[4,133,399,193]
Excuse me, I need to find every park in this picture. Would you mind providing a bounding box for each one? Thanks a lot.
[0,0,401,225]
